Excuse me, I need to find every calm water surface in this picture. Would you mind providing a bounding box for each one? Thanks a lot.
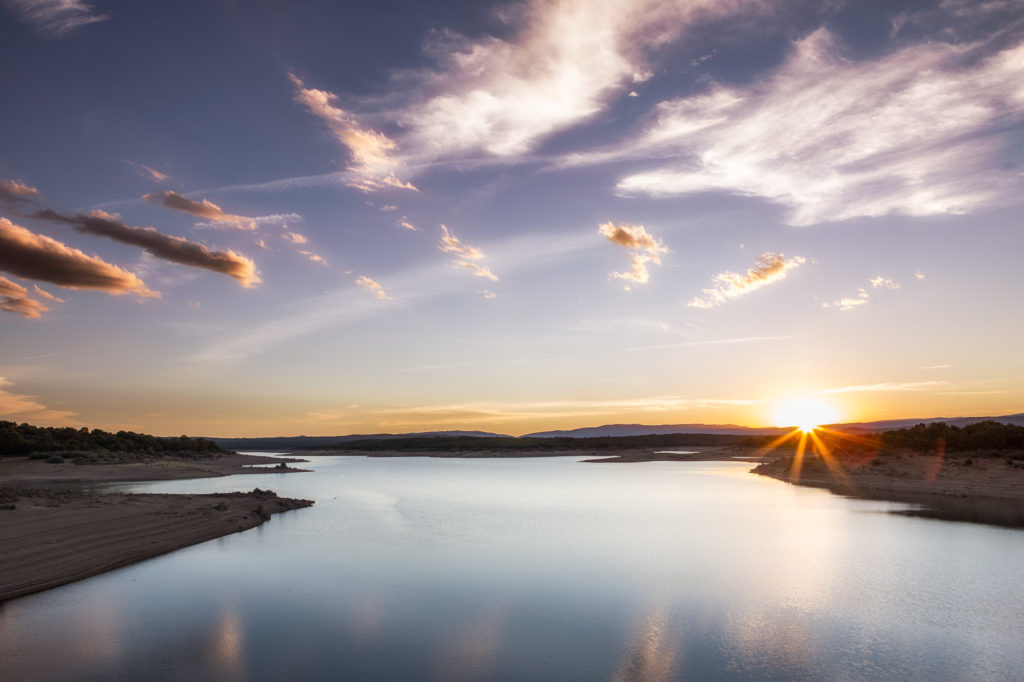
[2,456,1023,681]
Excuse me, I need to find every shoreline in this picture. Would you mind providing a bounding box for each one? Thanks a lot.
[752,454,1024,528]
[0,453,314,603]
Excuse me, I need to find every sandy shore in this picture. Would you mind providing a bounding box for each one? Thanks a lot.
[0,487,313,602]
[753,453,1024,527]
[0,453,314,602]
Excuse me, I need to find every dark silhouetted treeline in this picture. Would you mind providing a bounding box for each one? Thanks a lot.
[878,420,1024,453]
[0,421,227,457]
[310,433,753,452]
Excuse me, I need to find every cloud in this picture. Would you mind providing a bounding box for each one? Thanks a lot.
[288,73,417,193]
[688,252,804,308]
[478,289,497,300]
[32,284,64,303]
[35,209,260,287]
[870,276,899,289]
[0,276,47,318]
[614,29,1024,225]
[457,260,499,282]
[4,0,108,37]
[0,217,156,296]
[143,191,263,230]
[356,276,392,301]
[438,224,498,281]
[283,231,308,244]
[819,381,950,394]
[125,160,171,184]
[0,178,40,208]
[824,275,901,310]
[915,271,926,280]
[298,249,327,265]
[397,217,418,231]
[599,222,667,287]
[379,204,398,211]
[399,0,754,158]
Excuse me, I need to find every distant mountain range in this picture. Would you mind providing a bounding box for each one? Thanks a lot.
[209,430,505,451]
[210,414,1024,449]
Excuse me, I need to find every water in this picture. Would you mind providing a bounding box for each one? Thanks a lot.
[2,455,1022,681]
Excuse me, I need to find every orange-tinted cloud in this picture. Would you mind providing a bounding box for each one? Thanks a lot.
[143,190,259,230]
[438,225,498,281]
[689,252,804,308]
[289,73,417,193]
[599,222,666,287]
[125,160,171,183]
[0,276,48,319]
[0,178,40,207]
[35,209,260,287]
[356,275,392,300]
[0,217,156,297]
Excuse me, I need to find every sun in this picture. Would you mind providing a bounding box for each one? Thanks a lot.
[773,398,839,433]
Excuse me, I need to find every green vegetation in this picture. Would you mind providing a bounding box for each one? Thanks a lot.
[0,421,227,459]
[308,433,752,452]
[879,420,1024,454]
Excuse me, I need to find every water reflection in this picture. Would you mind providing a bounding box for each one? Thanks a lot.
[1,457,1023,681]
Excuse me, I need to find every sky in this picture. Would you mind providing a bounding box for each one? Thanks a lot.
[1,0,1022,437]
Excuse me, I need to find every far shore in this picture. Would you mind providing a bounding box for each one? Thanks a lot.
[0,453,313,603]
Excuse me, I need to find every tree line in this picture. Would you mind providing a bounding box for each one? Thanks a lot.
[0,421,226,457]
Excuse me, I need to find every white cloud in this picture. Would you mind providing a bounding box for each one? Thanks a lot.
[397,0,762,159]
[870,276,899,289]
[5,0,108,37]
[614,29,1024,225]
[688,252,804,308]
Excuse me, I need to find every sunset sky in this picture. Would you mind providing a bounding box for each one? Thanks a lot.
[1,0,1022,437]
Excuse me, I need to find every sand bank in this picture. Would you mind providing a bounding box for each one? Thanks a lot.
[0,453,314,602]
[0,487,313,602]
[753,453,1024,527]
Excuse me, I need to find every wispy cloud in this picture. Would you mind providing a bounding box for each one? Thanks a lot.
[282,231,308,244]
[439,224,498,281]
[627,335,795,351]
[0,376,75,421]
[819,381,950,394]
[289,73,417,193]
[4,0,108,38]
[124,160,171,184]
[599,222,666,288]
[362,395,758,429]
[0,276,48,318]
[0,217,156,297]
[32,284,64,303]
[613,29,1024,225]
[356,275,392,301]
[397,217,418,231]
[35,209,260,287]
[398,0,757,159]
[688,252,804,308]
[144,191,265,230]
